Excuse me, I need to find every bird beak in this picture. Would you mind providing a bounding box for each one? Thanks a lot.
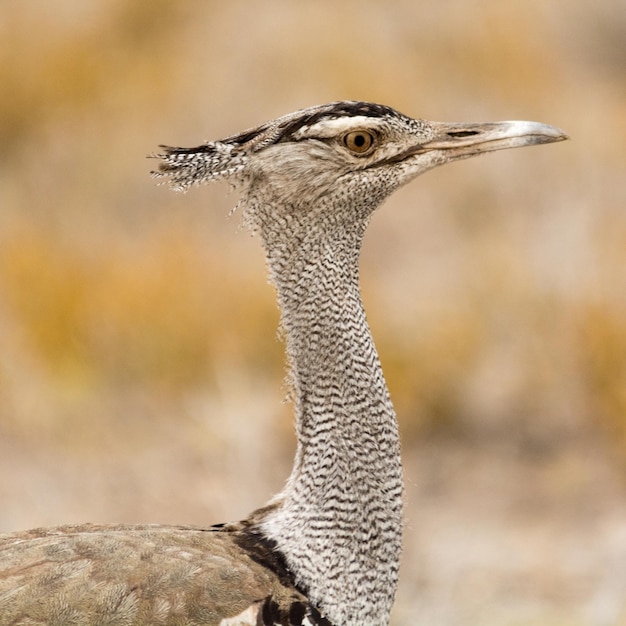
[414,120,568,159]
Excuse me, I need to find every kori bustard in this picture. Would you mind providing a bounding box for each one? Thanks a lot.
[0,102,566,626]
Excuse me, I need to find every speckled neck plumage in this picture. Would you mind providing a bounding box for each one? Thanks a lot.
[249,197,403,626]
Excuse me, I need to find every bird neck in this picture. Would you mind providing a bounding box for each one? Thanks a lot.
[254,208,404,626]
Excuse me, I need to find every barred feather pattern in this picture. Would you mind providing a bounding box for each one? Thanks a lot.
[247,188,404,626]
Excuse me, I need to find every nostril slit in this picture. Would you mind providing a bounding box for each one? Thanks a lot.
[447,130,480,138]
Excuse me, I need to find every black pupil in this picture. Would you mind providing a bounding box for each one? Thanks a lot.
[354,134,366,147]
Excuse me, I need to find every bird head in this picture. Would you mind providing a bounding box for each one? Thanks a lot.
[153,101,567,229]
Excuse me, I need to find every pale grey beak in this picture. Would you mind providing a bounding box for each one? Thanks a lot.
[418,120,569,158]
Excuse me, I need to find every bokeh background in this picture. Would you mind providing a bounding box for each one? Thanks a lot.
[1,1,625,624]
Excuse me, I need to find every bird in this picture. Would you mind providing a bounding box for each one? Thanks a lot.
[0,101,566,626]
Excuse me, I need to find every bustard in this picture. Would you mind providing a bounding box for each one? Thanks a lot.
[0,102,566,626]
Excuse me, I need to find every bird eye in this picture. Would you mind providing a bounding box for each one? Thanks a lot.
[343,130,375,154]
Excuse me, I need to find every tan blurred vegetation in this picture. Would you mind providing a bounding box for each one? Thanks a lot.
[1,1,625,624]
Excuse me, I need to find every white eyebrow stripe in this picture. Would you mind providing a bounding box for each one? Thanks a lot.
[292,116,379,139]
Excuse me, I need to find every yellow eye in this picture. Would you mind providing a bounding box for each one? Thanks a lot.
[343,130,375,154]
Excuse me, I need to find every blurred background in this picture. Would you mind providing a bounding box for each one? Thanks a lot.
[0,1,625,624]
